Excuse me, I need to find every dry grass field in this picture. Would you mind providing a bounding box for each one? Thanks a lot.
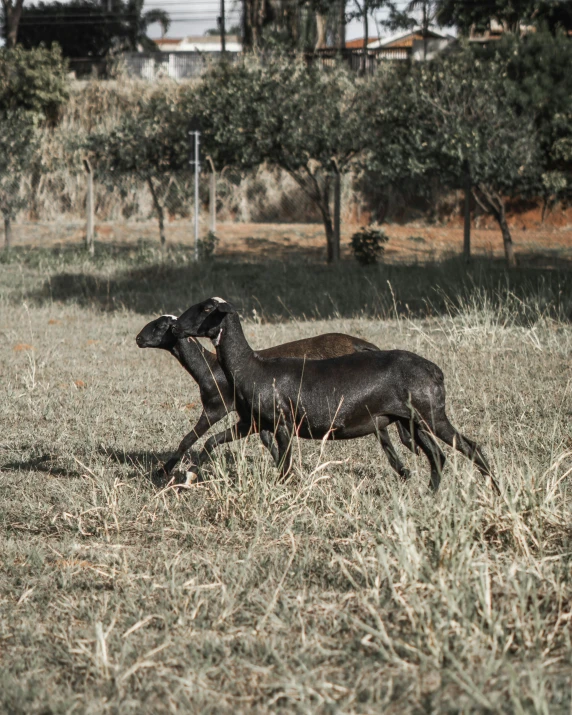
[1,242,571,713]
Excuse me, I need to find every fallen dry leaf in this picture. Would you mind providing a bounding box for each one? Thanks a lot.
[13,343,34,352]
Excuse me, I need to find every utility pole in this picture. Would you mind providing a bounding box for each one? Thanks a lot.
[219,0,226,52]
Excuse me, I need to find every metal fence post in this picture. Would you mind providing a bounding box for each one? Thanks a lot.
[189,124,201,261]
[83,158,95,256]
[463,159,471,263]
[332,157,341,263]
[206,155,216,233]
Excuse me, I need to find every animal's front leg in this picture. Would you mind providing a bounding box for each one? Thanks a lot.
[155,410,214,483]
[275,424,294,480]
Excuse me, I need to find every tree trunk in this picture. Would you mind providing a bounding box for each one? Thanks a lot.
[242,0,265,50]
[2,0,25,49]
[498,205,517,268]
[242,0,253,49]
[338,0,346,50]
[4,215,12,249]
[316,183,337,263]
[147,177,166,248]
[324,215,337,263]
[463,162,471,263]
[422,0,428,59]
[472,184,517,268]
[362,1,369,75]
[315,12,327,50]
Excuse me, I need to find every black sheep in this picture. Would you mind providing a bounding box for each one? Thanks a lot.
[173,298,499,493]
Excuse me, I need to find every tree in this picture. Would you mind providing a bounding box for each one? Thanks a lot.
[304,0,348,50]
[435,0,572,36]
[500,31,572,212]
[85,89,191,248]
[0,46,68,248]
[123,0,169,51]
[0,45,69,123]
[348,0,388,73]
[195,57,364,262]
[0,110,37,248]
[365,48,540,267]
[241,0,272,50]
[1,0,24,48]
[14,0,169,58]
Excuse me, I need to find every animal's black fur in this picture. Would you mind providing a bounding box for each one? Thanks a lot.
[136,315,418,481]
[173,298,499,493]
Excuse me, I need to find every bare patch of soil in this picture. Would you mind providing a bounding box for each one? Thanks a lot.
[5,218,572,264]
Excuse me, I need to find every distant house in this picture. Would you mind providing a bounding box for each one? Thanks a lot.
[124,35,243,81]
[154,36,243,53]
[345,28,453,61]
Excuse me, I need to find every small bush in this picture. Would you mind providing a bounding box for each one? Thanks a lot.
[197,230,219,261]
[350,226,389,265]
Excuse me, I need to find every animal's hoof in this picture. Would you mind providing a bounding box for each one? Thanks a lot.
[172,468,204,489]
[151,466,170,485]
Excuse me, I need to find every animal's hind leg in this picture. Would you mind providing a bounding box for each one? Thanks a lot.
[395,421,419,456]
[259,429,280,466]
[376,424,411,481]
[408,421,446,492]
[432,414,500,494]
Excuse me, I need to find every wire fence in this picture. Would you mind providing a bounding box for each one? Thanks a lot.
[0,162,374,241]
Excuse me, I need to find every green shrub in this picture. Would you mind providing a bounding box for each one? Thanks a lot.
[350,226,389,265]
[197,230,219,261]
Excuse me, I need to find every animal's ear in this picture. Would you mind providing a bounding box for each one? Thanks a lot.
[216,301,234,314]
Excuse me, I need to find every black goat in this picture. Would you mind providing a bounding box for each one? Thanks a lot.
[173,298,499,493]
[136,314,417,481]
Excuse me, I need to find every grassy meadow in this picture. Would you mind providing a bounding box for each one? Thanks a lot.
[1,243,571,713]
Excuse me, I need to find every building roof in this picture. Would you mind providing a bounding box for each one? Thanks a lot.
[345,36,379,49]
[346,27,452,50]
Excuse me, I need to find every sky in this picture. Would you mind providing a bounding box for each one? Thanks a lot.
[0,0,422,46]
[142,0,399,42]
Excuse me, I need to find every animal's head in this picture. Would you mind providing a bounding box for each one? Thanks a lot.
[173,297,235,346]
[136,315,178,349]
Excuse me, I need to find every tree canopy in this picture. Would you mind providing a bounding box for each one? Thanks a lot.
[364,45,541,265]
[13,0,169,58]
[0,44,69,124]
[435,0,572,35]
[195,56,364,261]
[85,88,190,246]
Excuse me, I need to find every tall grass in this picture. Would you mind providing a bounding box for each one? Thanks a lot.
[0,255,570,711]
